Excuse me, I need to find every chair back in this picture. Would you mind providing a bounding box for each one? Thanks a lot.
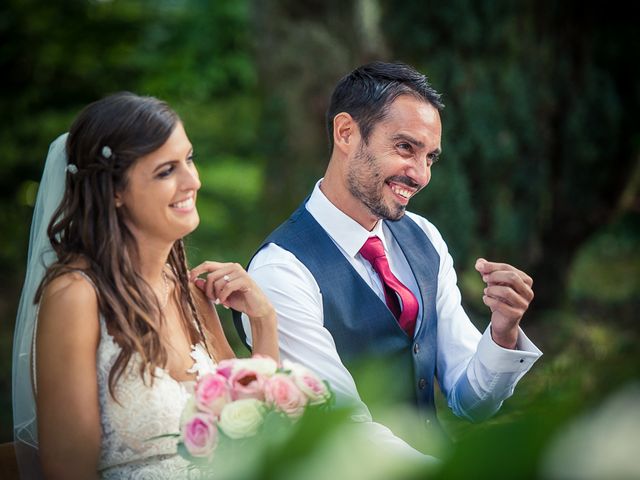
[0,442,19,480]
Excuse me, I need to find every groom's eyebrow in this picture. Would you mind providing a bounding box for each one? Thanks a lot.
[391,133,425,149]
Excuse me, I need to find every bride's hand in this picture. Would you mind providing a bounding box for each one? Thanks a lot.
[190,261,280,361]
[189,261,275,322]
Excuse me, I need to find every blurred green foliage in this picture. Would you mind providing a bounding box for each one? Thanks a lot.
[569,214,640,305]
[1,0,639,477]
[380,0,639,310]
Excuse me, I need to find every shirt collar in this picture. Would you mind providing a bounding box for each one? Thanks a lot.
[305,179,391,258]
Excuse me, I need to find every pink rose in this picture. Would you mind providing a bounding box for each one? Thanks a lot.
[283,360,331,406]
[264,373,307,418]
[195,373,230,417]
[215,359,235,379]
[181,413,218,458]
[229,369,265,401]
[295,371,331,405]
[217,356,278,378]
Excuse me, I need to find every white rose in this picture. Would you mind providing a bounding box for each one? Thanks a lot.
[281,359,301,374]
[235,356,278,377]
[218,398,265,439]
[180,395,199,427]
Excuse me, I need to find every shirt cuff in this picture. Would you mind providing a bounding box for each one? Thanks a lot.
[475,325,542,373]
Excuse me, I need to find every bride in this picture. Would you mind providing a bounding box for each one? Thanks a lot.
[12,92,279,479]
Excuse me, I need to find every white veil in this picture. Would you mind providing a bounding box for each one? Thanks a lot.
[12,133,68,479]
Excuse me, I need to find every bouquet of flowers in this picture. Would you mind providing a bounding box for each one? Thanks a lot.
[178,355,333,463]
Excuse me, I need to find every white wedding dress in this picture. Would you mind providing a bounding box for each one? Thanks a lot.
[97,320,213,479]
[85,275,216,479]
[13,135,217,479]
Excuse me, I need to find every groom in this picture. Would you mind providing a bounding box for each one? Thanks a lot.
[234,62,541,433]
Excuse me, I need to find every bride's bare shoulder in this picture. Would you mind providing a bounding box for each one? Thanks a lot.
[39,265,100,334]
[43,271,95,301]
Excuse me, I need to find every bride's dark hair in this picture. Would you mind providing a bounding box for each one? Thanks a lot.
[36,92,210,398]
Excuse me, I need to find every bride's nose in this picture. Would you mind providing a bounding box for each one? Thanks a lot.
[181,164,201,192]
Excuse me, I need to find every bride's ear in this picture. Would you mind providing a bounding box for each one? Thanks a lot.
[114,191,123,208]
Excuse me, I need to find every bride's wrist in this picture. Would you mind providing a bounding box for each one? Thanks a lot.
[249,306,276,325]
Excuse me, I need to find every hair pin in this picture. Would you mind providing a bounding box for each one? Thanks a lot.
[101,145,113,159]
[65,164,78,174]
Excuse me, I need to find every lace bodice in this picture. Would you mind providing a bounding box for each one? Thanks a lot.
[97,318,215,479]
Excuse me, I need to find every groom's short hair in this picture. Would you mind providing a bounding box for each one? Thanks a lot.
[326,61,444,151]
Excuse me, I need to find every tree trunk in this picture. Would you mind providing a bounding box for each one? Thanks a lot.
[251,0,388,231]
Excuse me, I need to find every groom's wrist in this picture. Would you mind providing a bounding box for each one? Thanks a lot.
[490,325,518,350]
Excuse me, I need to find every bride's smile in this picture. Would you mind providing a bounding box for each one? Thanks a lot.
[115,121,201,246]
[16,93,279,479]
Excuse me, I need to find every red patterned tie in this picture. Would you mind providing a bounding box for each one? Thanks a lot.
[359,236,419,337]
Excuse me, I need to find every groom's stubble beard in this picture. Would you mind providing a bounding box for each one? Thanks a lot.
[346,146,408,222]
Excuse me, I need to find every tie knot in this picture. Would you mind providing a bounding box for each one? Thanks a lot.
[359,236,386,263]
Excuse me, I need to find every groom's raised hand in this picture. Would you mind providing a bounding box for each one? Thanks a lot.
[475,258,534,349]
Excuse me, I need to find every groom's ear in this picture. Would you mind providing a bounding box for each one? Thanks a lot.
[333,112,360,155]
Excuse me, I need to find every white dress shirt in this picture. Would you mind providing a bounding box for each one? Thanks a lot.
[242,180,541,453]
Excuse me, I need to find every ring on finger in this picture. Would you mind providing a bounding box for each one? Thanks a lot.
[223,274,231,282]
